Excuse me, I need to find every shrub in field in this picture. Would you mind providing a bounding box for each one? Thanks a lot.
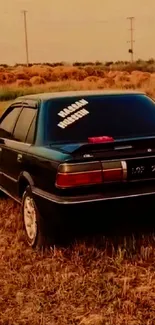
[74,68,88,81]
[96,79,109,89]
[28,65,52,81]
[96,77,115,89]
[50,68,62,81]
[51,66,88,81]
[62,67,86,80]
[94,68,105,78]
[84,66,97,77]
[14,71,29,81]
[121,81,136,89]
[103,77,115,87]
[0,67,6,73]
[131,71,150,78]
[141,72,150,78]
[150,73,155,80]
[0,69,28,85]
[0,73,6,85]
[130,71,151,87]
[136,76,151,88]
[16,79,32,87]
[30,76,46,85]
[114,73,130,84]
[85,76,101,82]
[4,72,16,84]
[107,70,120,78]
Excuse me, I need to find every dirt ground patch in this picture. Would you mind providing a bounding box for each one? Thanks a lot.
[0,198,155,325]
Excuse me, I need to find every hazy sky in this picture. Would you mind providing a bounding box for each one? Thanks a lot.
[0,0,155,64]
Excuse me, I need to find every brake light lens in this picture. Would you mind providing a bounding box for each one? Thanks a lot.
[103,169,123,182]
[56,170,103,188]
[88,136,114,143]
[55,161,127,188]
[102,161,126,183]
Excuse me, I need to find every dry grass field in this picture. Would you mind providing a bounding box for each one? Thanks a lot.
[0,198,155,325]
[0,64,155,103]
[0,64,155,325]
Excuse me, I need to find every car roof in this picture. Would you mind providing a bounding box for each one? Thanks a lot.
[17,89,145,102]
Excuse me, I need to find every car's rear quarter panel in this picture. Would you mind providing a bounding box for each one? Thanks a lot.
[25,146,70,193]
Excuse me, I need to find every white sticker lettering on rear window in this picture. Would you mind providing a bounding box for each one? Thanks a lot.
[57,108,89,129]
[58,99,88,118]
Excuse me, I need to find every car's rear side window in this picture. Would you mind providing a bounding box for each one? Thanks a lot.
[0,106,22,139]
[25,114,37,144]
[13,107,37,142]
[44,94,155,143]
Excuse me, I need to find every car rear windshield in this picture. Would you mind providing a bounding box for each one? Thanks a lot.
[44,94,155,143]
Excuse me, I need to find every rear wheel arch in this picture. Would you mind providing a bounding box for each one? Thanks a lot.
[18,172,34,198]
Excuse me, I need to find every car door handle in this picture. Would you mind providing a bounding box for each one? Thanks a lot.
[17,154,23,163]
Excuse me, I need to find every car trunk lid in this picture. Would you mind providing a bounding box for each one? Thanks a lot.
[52,136,155,187]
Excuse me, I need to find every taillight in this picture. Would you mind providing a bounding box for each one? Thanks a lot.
[102,161,127,183]
[56,170,103,188]
[55,161,127,188]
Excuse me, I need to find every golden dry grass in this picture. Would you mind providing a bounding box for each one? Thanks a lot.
[0,65,155,99]
[0,65,155,109]
[0,198,155,325]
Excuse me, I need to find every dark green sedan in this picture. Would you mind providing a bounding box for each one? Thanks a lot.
[0,90,155,248]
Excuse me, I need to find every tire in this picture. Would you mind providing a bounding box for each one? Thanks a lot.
[21,186,48,249]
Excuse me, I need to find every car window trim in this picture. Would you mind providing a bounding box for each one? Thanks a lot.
[23,100,38,144]
[0,137,31,147]
[0,104,23,141]
[0,99,38,125]
[22,100,38,109]
[0,102,23,125]
[0,100,38,144]
[25,112,37,144]
[12,107,24,135]
[13,105,38,144]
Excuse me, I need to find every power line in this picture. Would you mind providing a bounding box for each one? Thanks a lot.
[21,10,29,66]
[127,17,135,63]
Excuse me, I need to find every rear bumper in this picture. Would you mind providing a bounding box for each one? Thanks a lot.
[31,183,155,236]
[32,182,155,205]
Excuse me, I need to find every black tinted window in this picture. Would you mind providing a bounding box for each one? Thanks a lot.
[13,108,36,142]
[0,106,22,139]
[26,114,36,144]
[44,94,155,143]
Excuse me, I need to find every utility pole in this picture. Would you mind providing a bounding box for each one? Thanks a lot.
[127,17,135,63]
[21,10,29,66]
